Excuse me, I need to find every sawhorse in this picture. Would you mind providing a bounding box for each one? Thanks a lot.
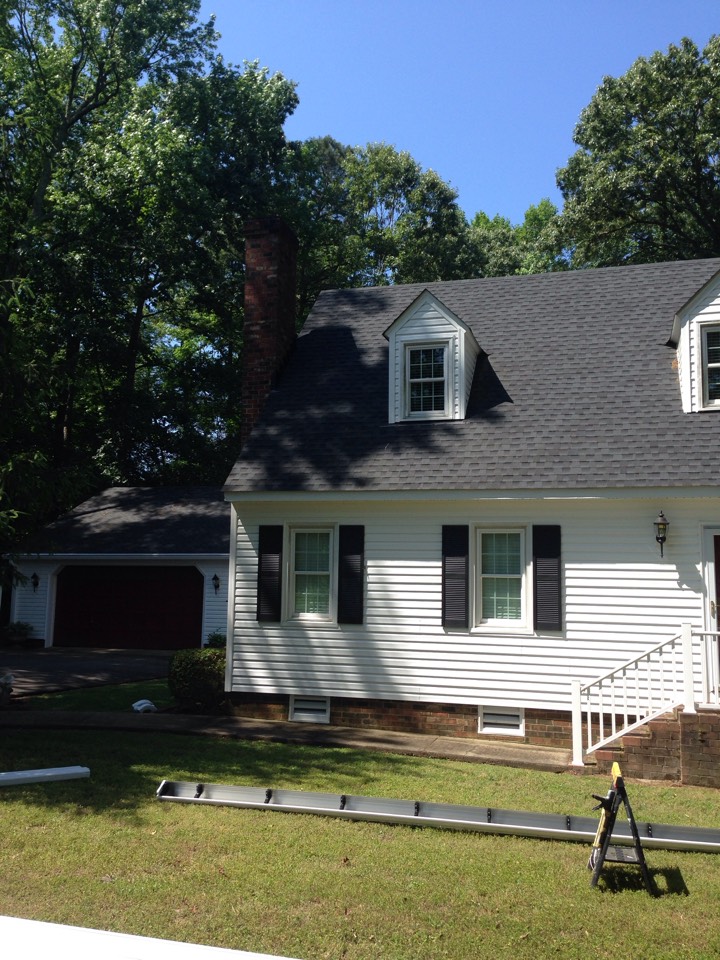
[588,762,657,896]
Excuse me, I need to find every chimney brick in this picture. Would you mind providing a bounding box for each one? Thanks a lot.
[242,217,298,445]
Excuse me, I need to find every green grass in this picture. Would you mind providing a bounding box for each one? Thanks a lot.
[2,729,720,959]
[23,679,173,712]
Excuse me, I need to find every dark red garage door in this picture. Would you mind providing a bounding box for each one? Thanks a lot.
[54,565,204,649]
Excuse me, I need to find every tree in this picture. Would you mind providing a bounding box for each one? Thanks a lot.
[0,0,214,544]
[470,200,565,276]
[275,139,482,320]
[557,36,720,266]
[277,136,363,321]
[341,143,480,287]
[0,1,297,547]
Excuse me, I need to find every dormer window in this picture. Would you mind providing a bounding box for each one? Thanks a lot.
[385,290,480,424]
[407,344,449,418]
[702,326,720,407]
[670,271,720,413]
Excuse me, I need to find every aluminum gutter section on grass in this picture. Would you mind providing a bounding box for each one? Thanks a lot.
[0,766,90,786]
[156,781,720,854]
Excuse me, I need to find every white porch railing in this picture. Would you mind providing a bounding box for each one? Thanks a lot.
[570,623,720,767]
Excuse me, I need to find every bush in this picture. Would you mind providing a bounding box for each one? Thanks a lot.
[168,648,227,713]
[3,621,33,645]
[205,631,226,648]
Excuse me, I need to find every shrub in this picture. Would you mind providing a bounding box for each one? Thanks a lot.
[205,631,227,648]
[3,621,33,645]
[168,648,227,713]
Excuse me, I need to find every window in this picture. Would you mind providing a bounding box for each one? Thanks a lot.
[256,525,365,625]
[407,345,447,417]
[702,326,720,407]
[291,529,332,619]
[477,529,525,624]
[385,290,480,423]
[441,524,562,632]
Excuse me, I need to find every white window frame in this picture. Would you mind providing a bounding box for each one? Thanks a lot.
[474,527,531,630]
[403,341,452,420]
[701,324,720,409]
[288,526,336,622]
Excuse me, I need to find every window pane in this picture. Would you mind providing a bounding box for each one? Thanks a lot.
[295,532,330,573]
[709,367,720,401]
[480,532,522,621]
[294,531,331,616]
[295,574,330,614]
[482,577,522,619]
[482,533,521,576]
[410,381,445,412]
[408,346,445,413]
[707,331,720,365]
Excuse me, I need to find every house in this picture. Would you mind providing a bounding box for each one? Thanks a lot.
[9,487,229,649]
[224,218,720,785]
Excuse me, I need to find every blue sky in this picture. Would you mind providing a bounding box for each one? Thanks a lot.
[198,1,718,224]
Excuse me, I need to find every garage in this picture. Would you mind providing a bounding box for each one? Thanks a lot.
[53,565,205,650]
[12,487,229,650]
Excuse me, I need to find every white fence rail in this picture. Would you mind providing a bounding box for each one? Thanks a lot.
[571,623,714,767]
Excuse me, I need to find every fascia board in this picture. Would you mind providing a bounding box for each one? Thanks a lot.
[224,487,720,505]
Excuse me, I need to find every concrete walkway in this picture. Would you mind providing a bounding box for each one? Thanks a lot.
[0,707,574,772]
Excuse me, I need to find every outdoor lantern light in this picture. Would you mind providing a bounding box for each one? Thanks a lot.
[212,574,220,594]
[654,511,670,557]
[30,572,39,592]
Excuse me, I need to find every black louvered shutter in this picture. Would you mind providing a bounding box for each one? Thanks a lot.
[338,525,364,624]
[533,525,562,631]
[257,525,283,622]
[442,525,469,629]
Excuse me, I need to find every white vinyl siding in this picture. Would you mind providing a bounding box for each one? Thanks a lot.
[9,563,52,642]
[228,495,718,715]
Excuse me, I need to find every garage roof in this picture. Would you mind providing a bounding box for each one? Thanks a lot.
[20,487,229,556]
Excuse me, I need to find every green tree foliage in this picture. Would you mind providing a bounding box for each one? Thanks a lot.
[558,36,720,266]
[0,0,297,546]
[281,139,482,319]
[342,142,479,286]
[0,2,559,551]
[470,199,565,276]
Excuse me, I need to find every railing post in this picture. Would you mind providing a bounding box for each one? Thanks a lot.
[681,622,696,714]
[571,680,584,766]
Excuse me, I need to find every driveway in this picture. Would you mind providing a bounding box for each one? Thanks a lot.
[0,647,173,696]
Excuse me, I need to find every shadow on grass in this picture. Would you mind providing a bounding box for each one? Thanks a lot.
[595,865,690,897]
[0,728,434,821]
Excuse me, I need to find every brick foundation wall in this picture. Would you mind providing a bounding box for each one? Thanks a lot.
[229,693,579,744]
[590,710,720,787]
[228,692,720,786]
[680,712,720,788]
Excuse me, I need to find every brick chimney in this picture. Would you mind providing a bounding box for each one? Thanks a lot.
[241,217,298,446]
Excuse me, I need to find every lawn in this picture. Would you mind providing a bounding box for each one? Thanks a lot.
[2,720,720,958]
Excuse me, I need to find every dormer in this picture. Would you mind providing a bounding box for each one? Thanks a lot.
[384,291,481,424]
[671,269,720,413]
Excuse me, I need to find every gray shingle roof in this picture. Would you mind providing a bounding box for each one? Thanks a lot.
[225,259,720,494]
[21,487,229,555]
